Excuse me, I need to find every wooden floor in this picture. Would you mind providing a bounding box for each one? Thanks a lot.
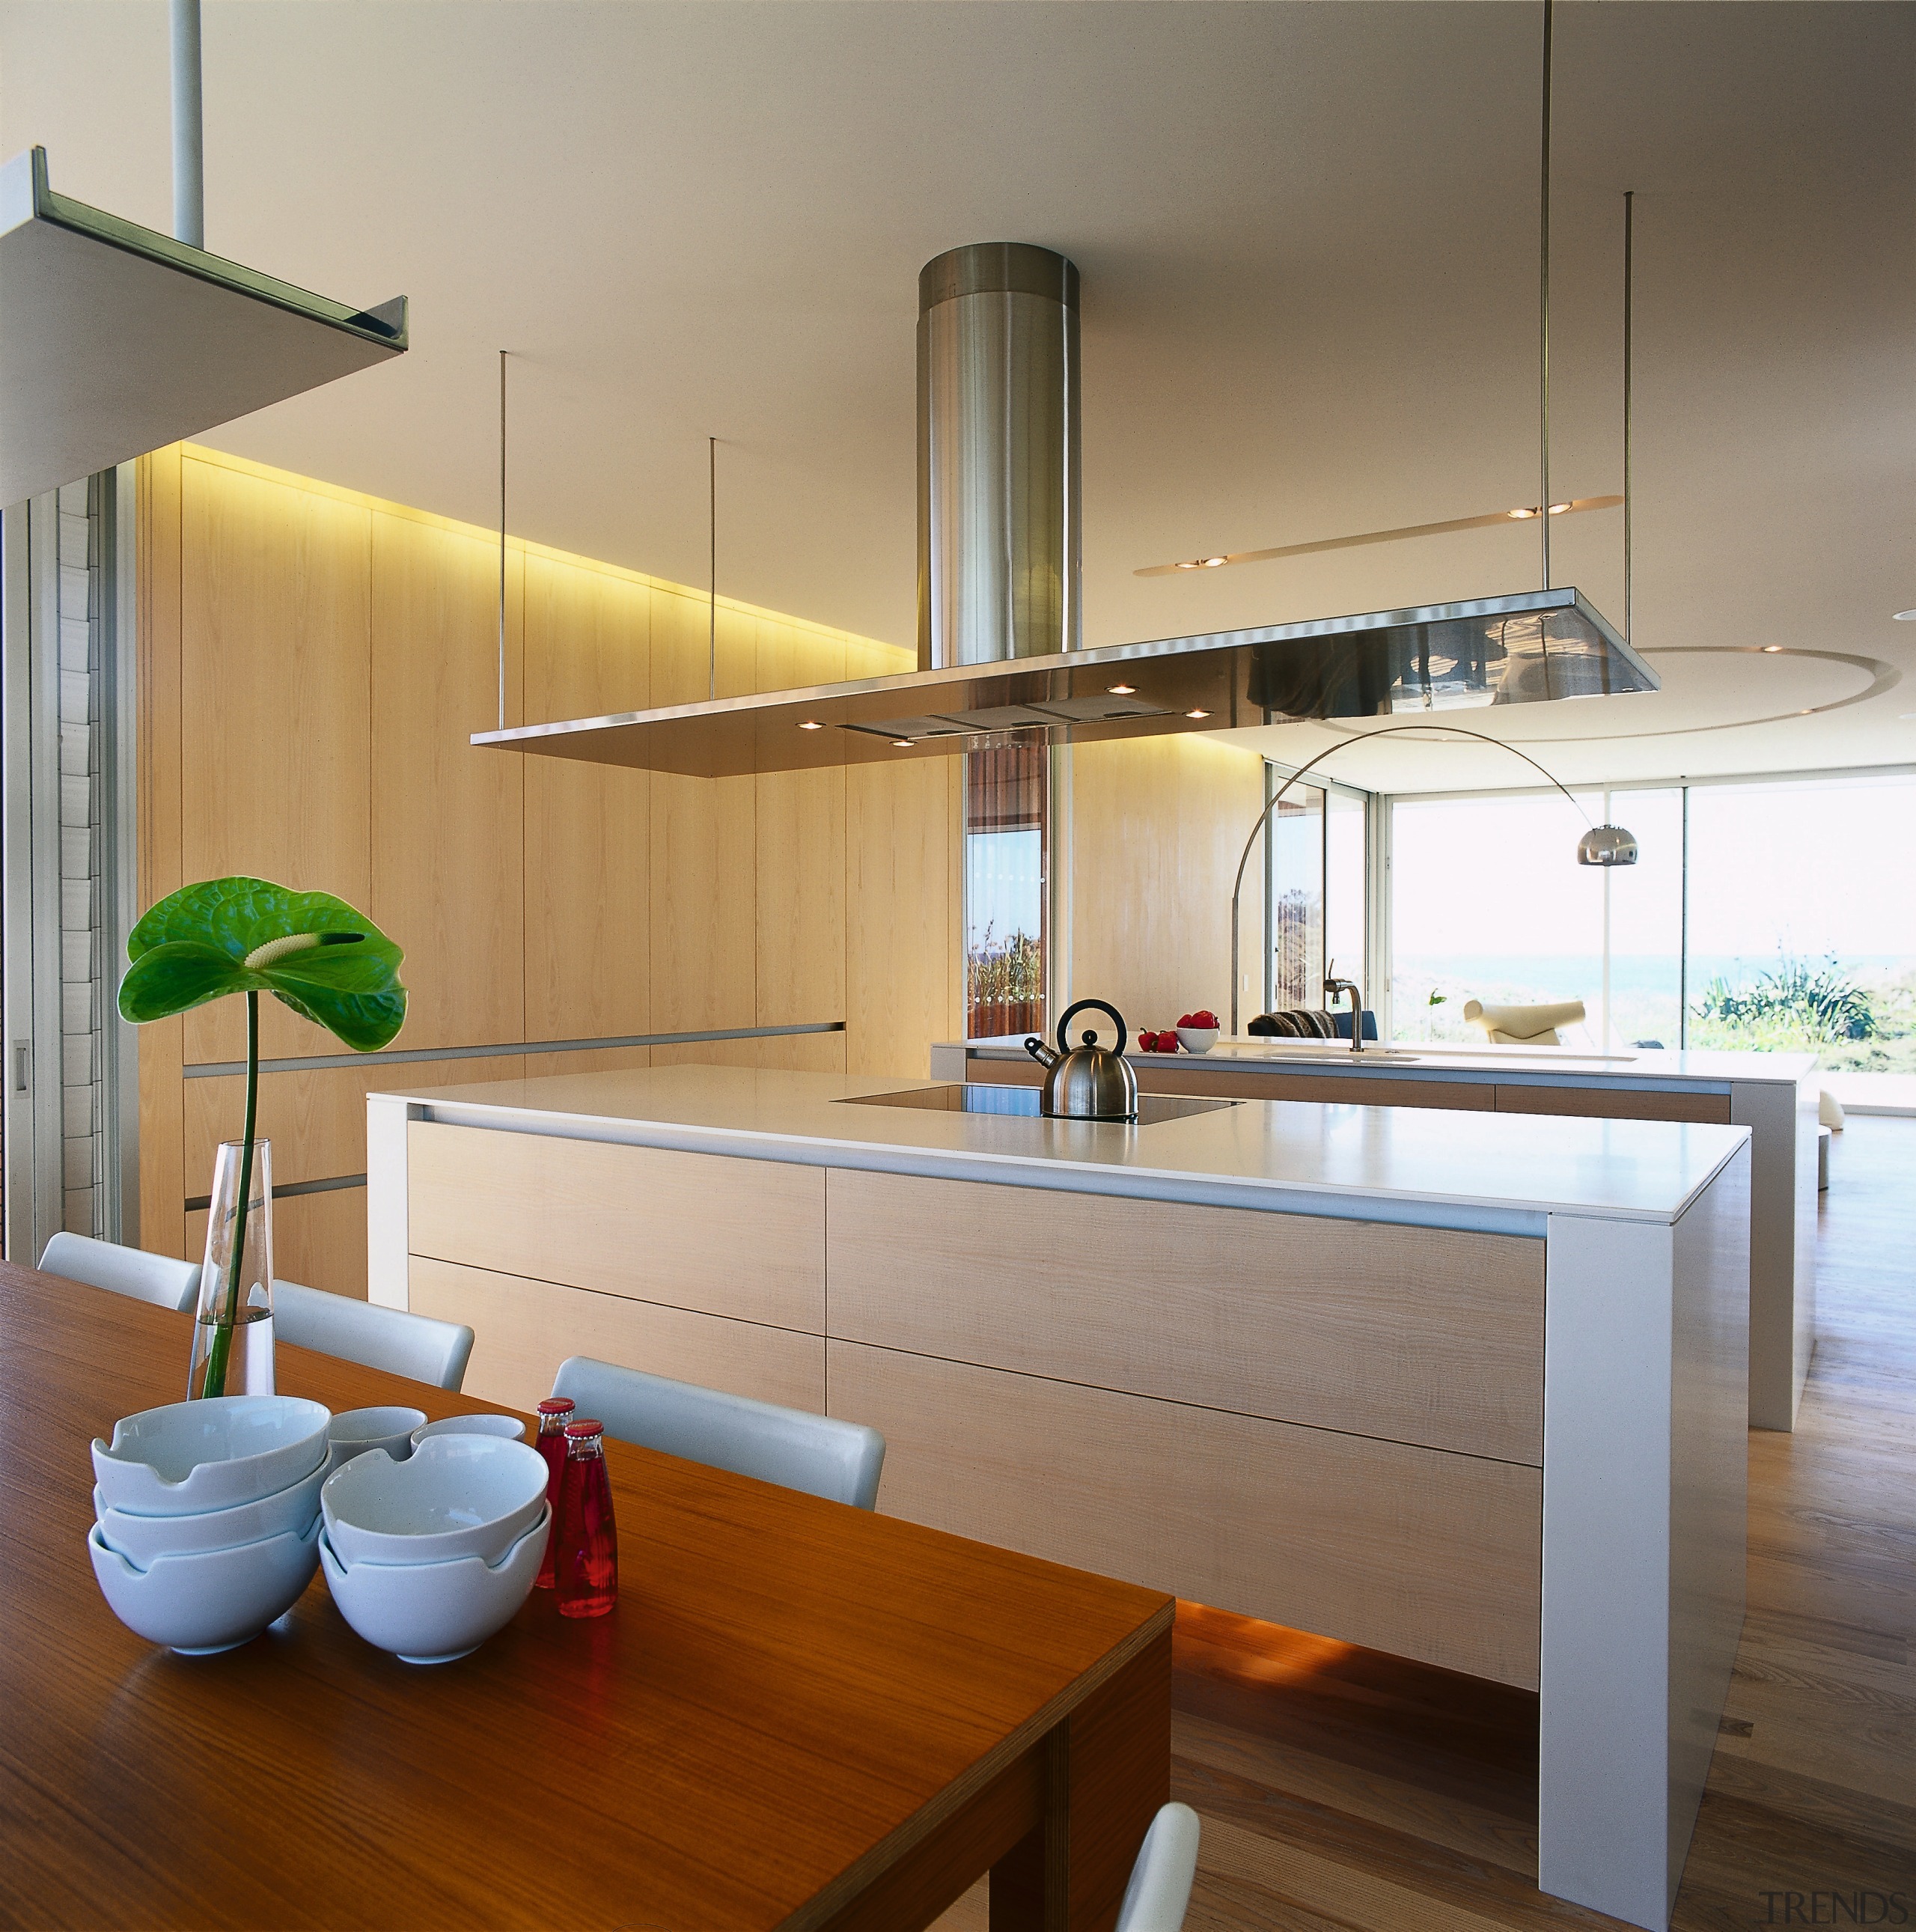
[939,1117,1915,1931]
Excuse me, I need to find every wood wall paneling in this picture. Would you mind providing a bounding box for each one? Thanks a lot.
[829,1342,1543,1689]
[756,612,846,1030]
[532,1046,654,1079]
[649,771,757,1032]
[522,554,651,1042]
[178,456,373,1064]
[647,1033,847,1073]
[369,512,525,1052]
[408,1255,826,1416]
[139,444,959,1276]
[406,1120,826,1332]
[826,1170,1545,1464]
[648,584,755,706]
[183,1056,529,1191]
[846,758,962,1079]
[649,583,757,1035]
[1069,736,1266,1038]
[186,1184,369,1302]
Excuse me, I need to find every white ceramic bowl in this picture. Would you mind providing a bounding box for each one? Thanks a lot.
[409,1413,525,1448]
[92,1396,331,1518]
[326,1407,426,1474]
[320,1505,548,1665]
[1176,1026,1220,1055]
[322,1433,549,1569]
[88,1514,323,1654]
[93,1457,326,1569]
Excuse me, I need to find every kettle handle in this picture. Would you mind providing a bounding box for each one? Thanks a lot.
[1056,998,1128,1058]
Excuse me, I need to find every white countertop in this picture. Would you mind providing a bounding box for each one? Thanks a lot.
[950,1037,1817,1089]
[373,1063,1751,1235]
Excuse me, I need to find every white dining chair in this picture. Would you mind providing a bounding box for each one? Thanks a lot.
[550,1356,886,1511]
[1115,1803,1202,1932]
[39,1232,201,1313]
[273,1279,475,1392]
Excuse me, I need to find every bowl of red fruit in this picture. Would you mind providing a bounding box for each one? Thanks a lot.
[1176,1011,1220,1055]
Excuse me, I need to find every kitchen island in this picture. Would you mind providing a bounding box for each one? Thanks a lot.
[939,1034,1817,1430]
[366,1063,1748,1932]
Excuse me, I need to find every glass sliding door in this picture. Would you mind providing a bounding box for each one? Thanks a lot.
[963,743,1047,1041]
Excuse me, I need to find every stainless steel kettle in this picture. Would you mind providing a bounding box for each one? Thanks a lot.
[1024,999,1139,1121]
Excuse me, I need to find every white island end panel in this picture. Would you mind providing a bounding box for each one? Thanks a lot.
[1539,1145,1750,1932]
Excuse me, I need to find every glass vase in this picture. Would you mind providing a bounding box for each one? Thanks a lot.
[189,1139,275,1401]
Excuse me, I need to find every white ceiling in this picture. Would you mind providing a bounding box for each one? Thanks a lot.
[3,1,1912,790]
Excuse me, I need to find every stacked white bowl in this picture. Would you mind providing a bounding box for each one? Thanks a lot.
[89,1395,332,1655]
[319,1432,549,1665]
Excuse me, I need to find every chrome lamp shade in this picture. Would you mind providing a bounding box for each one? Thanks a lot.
[1576,824,1640,867]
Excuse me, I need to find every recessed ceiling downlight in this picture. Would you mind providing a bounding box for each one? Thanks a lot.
[1894,609,1916,622]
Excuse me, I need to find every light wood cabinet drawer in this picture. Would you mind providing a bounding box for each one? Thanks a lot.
[829,1343,1541,1688]
[1129,1064,1498,1109]
[409,1256,826,1417]
[407,1121,825,1332]
[1495,1084,1733,1124]
[826,1170,1543,1464]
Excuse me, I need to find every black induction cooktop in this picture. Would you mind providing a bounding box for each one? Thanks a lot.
[838,1084,1237,1124]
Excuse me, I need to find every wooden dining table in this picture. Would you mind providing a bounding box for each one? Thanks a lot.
[0,1262,1172,1931]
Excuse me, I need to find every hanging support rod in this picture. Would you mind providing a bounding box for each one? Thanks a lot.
[1539,0,1554,592]
[498,350,507,732]
[170,0,204,248]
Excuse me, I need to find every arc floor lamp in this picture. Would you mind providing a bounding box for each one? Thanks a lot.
[1227,722,1639,1037]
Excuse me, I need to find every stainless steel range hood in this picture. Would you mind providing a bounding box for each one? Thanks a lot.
[474,586,1656,778]
[473,240,1652,779]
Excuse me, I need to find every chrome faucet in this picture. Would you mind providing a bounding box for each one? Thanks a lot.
[1324,964,1364,1053]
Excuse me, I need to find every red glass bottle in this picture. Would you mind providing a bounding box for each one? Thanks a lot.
[532,1397,575,1589]
[555,1418,617,1618]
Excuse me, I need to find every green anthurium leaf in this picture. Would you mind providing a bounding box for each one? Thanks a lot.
[119,876,407,1052]
[270,985,409,1055]
[117,943,241,1023]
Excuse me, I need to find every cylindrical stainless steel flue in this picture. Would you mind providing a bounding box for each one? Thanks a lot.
[917,242,1081,671]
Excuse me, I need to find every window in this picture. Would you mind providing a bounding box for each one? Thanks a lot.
[1685,775,1916,1073]
[963,744,1047,1040]
[1268,784,1322,1009]
[1390,791,1608,1046]
[1261,771,1368,1020]
[1388,771,1916,1074]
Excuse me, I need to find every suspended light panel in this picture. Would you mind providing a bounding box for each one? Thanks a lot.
[0,147,406,508]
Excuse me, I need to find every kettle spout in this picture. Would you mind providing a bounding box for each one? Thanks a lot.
[1023,1035,1059,1070]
